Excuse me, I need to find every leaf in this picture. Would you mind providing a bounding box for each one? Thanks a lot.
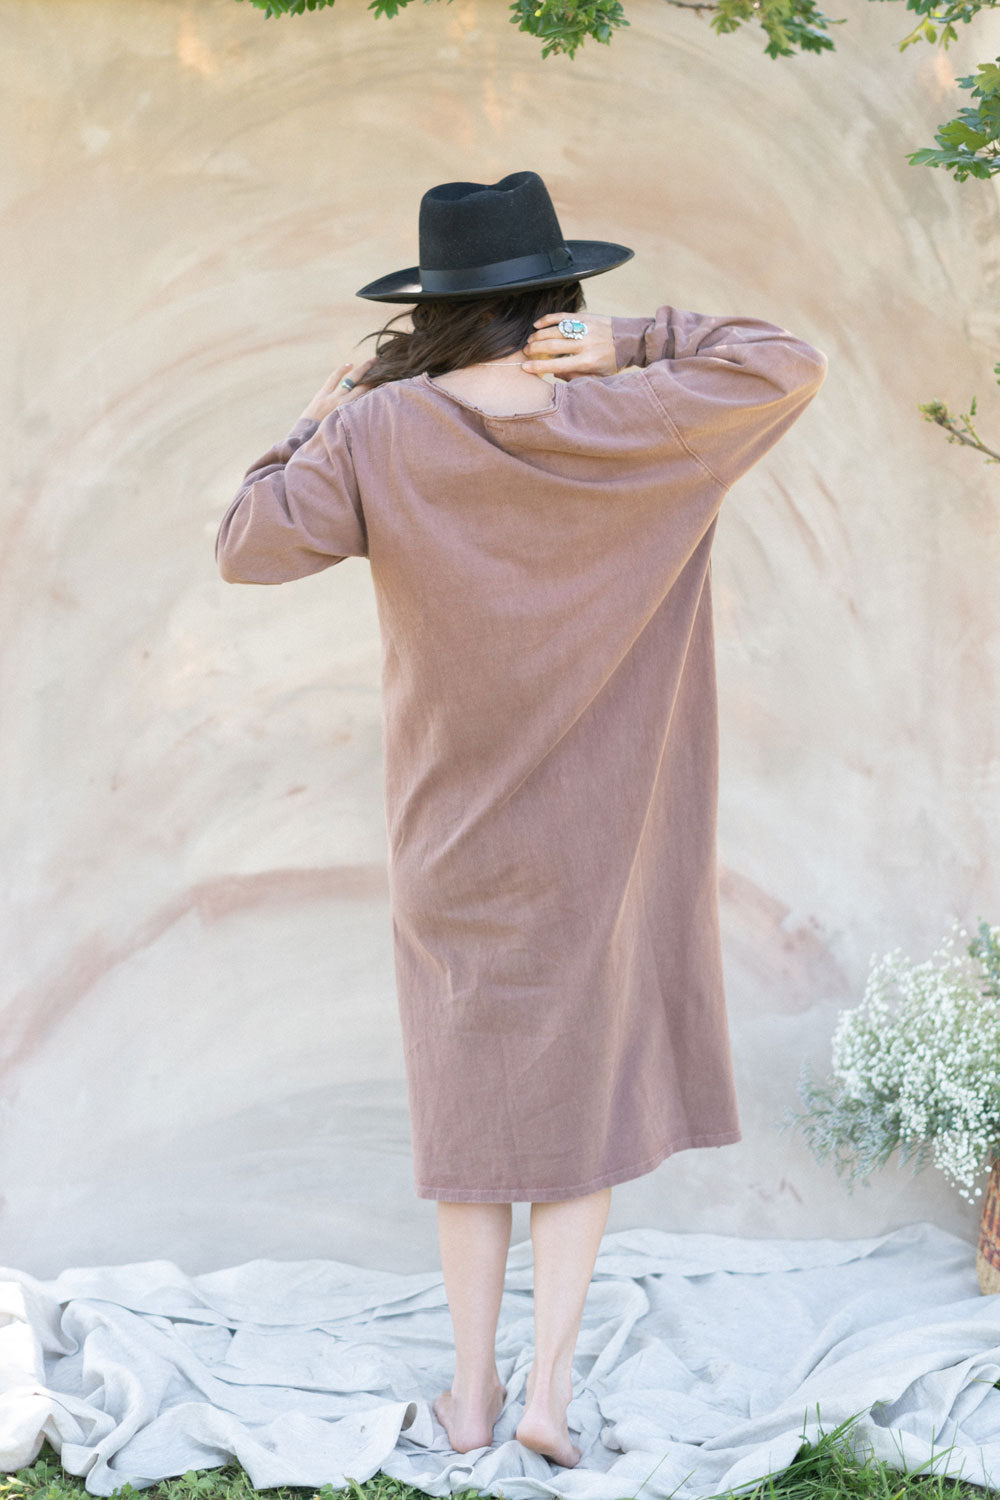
[973,61,1000,94]
[906,147,940,164]
[939,119,989,149]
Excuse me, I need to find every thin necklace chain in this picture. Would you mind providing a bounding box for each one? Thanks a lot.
[460,356,531,369]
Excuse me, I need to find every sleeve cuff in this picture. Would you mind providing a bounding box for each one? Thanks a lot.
[611,316,655,371]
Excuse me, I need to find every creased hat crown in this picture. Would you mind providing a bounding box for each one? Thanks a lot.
[418,172,567,273]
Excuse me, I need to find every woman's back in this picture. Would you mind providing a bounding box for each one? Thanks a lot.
[216,301,827,1203]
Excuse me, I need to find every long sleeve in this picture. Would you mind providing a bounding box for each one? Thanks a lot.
[215,409,368,584]
[611,305,828,490]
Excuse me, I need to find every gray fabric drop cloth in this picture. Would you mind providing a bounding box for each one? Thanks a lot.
[2,1222,998,1498]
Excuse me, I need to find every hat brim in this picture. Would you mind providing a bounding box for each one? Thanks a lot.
[355,239,635,303]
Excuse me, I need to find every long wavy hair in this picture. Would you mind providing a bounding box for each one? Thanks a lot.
[360,280,586,390]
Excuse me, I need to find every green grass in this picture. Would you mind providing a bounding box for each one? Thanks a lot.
[1,1408,993,1500]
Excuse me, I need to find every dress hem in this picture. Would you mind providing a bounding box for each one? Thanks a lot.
[413,1128,743,1203]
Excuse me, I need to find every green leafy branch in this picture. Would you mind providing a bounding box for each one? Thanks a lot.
[918,361,1000,464]
[507,2,628,58]
[233,0,336,14]
[700,0,844,59]
[233,0,629,54]
[891,0,988,51]
[905,57,1000,178]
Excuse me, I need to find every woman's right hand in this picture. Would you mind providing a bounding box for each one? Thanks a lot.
[520,312,617,379]
[297,357,375,425]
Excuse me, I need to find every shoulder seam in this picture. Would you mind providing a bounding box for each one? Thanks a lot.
[638,370,727,490]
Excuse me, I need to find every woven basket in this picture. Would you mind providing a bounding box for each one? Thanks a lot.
[977,1157,1000,1294]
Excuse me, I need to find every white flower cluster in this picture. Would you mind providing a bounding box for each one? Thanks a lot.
[826,918,1000,1202]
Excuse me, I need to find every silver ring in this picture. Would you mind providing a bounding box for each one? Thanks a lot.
[339,376,356,390]
[558,319,588,341]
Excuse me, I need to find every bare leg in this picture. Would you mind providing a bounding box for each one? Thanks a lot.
[515,1187,612,1467]
[434,1201,513,1452]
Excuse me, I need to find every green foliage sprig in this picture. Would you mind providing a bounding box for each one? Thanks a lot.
[782,918,1000,1203]
[919,361,1000,464]
[706,0,843,59]
[892,0,989,52]
[234,0,337,14]
[233,0,630,53]
[906,57,1000,179]
[507,1,628,58]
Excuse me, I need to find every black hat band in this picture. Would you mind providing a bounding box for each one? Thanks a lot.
[420,243,574,295]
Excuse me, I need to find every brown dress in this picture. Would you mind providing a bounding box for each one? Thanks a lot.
[216,305,828,1202]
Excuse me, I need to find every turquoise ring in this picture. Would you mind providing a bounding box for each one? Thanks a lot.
[558,318,588,340]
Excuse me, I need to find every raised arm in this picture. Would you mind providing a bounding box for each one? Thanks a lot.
[522,305,828,491]
[215,408,368,584]
[609,305,828,489]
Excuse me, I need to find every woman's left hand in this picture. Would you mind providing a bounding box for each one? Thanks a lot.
[521,313,617,379]
[298,357,375,424]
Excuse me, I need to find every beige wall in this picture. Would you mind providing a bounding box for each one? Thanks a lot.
[4,0,1000,1277]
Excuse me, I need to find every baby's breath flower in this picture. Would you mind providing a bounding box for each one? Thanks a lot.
[780,917,1000,1202]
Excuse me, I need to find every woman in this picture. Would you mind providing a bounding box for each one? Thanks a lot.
[215,171,828,1469]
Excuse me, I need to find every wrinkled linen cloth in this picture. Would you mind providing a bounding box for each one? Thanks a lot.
[215,308,827,1203]
[2,1221,999,1497]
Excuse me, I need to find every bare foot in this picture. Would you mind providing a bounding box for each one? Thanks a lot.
[434,1380,507,1453]
[516,1409,582,1467]
[515,1367,581,1467]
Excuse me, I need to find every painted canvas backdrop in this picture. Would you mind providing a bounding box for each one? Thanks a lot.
[3,0,999,1276]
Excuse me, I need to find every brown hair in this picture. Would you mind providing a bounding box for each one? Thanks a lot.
[360,280,586,390]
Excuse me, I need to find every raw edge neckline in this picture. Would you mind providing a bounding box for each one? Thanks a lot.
[418,370,562,420]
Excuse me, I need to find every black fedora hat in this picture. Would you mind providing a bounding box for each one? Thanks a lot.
[356,170,634,303]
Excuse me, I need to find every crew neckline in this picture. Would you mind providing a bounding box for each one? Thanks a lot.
[419,370,562,420]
